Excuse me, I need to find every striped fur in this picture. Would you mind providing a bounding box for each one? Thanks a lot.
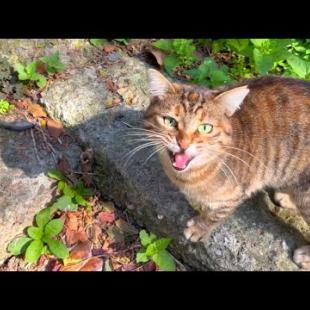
[145,70,310,268]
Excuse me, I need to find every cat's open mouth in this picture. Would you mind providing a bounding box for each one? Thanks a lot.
[168,150,194,171]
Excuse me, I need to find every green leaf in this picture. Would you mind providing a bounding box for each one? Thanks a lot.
[52,195,78,211]
[27,226,43,240]
[63,183,75,198]
[44,219,64,238]
[287,54,309,78]
[250,39,270,48]
[33,73,47,88]
[45,238,69,259]
[153,39,173,52]
[163,55,181,75]
[41,52,65,74]
[136,251,149,263]
[226,39,249,52]
[90,39,108,47]
[253,48,273,74]
[25,61,37,77]
[7,237,32,255]
[145,238,171,256]
[114,39,129,45]
[152,250,176,271]
[36,207,54,228]
[57,180,65,191]
[74,181,92,197]
[47,169,65,181]
[139,230,157,247]
[25,240,44,264]
[210,70,232,87]
[73,194,89,207]
[15,63,29,80]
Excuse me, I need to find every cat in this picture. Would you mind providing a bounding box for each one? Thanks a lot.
[143,69,310,269]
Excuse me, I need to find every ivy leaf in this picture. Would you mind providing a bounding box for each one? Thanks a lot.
[7,237,32,255]
[33,73,47,88]
[27,226,43,240]
[41,52,65,73]
[36,207,54,228]
[25,61,37,77]
[136,251,149,263]
[47,169,66,181]
[52,195,78,211]
[25,240,44,264]
[45,238,69,259]
[145,238,171,256]
[44,219,64,238]
[210,70,232,87]
[163,55,181,75]
[139,230,157,247]
[253,48,273,74]
[153,39,173,52]
[73,194,89,207]
[152,250,176,271]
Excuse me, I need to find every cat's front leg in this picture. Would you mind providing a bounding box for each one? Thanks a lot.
[184,205,238,242]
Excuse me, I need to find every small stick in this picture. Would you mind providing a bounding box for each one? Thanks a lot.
[30,128,42,164]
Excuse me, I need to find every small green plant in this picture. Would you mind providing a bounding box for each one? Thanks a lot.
[15,52,65,89]
[90,39,108,47]
[40,52,65,74]
[15,61,47,88]
[47,169,92,211]
[114,39,129,45]
[153,39,197,75]
[185,57,234,88]
[136,230,176,271]
[0,99,14,114]
[8,207,69,264]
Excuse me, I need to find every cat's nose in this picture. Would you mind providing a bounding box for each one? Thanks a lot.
[178,138,191,150]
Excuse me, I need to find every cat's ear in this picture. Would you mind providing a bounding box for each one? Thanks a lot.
[148,69,176,97]
[214,86,249,116]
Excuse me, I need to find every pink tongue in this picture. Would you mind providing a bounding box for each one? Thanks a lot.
[173,153,190,169]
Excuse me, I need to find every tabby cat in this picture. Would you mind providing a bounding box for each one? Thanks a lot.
[143,69,310,269]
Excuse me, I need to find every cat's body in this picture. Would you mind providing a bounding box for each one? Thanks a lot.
[144,70,310,269]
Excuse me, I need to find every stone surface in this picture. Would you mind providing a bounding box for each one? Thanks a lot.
[40,47,307,270]
[0,127,81,263]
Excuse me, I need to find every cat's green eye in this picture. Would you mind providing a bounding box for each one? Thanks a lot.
[164,116,177,128]
[198,123,213,134]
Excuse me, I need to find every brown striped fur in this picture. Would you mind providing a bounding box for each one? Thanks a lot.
[145,69,310,269]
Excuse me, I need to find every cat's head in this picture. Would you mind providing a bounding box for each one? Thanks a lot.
[144,69,249,172]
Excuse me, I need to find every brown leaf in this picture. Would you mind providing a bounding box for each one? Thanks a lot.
[97,211,115,224]
[68,240,93,261]
[65,212,79,231]
[142,261,156,271]
[145,46,166,67]
[87,224,102,245]
[60,259,87,271]
[105,78,118,92]
[47,118,64,138]
[79,257,103,271]
[27,102,47,118]
[103,44,116,53]
[15,99,30,110]
[65,229,88,246]
[57,157,72,178]
[36,61,48,74]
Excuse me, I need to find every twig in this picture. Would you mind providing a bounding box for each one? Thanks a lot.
[69,170,99,176]
[36,125,57,164]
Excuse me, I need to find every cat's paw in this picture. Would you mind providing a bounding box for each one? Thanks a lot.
[293,245,310,270]
[184,216,211,242]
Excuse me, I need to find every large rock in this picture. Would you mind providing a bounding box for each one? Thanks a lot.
[40,47,308,270]
[0,127,81,263]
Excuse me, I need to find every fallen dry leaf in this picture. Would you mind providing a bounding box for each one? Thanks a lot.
[66,240,93,262]
[79,257,103,271]
[47,118,64,138]
[65,229,88,246]
[57,157,72,178]
[27,102,47,118]
[97,211,116,224]
[36,61,47,74]
[103,44,116,53]
[105,78,118,92]
[65,212,79,231]
[15,99,30,109]
[115,219,138,236]
[144,46,166,67]
[142,261,156,272]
